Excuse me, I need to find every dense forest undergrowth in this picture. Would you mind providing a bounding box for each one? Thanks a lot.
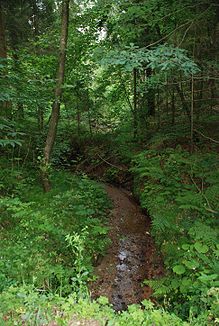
[1,122,218,325]
[1,0,219,325]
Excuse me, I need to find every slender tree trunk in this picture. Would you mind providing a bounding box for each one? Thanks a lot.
[32,0,39,37]
[0,3,11,118]
[138,69,147,134]
[0,3,6,59]
[13,52,25,120]
[77,105,81,137]
[171,89,175,125]
[38,106,44,132]
[88,106,93,137]
[175,81,190,120]
[87,91,93,137]
[146,68,155,116]
[42,0,70,192]
[196,70,203,121]
[166,92,169,118]
[157,89,161,129]
[190,76,194,153]
[133,68,138,139]
[32,0,43,129]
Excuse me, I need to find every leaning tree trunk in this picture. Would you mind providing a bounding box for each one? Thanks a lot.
[42,0,70,192]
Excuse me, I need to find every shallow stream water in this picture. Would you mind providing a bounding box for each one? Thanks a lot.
[90,184,163,311]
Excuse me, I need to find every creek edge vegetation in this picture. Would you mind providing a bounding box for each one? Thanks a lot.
[0,0,219,325]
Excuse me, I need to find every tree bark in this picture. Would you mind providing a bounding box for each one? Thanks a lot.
[0,2,11,118]
[38,106,44,132]
[171,89,175,125]
[190,75,194,153]
[0,3,6,59]
[77,105,81,137]
[175,81,190,120]
[146,68,155,116]
[42,0,70,192]
[133,68,138,139]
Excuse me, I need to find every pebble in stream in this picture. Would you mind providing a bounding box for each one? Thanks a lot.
[89,185,163,311]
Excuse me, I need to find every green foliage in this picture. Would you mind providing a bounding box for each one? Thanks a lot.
[132,146,219,320]
[1,0,219,324]
[98,44,199,76]
[0,286,191,325]
[0,169,110,296]
[0,119,24,147]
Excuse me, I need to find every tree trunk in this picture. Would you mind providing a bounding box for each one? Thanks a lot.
[87,91,93,137]
[0,3,6,59]
[146,68,155,116]
[157,89,161,129]
[77,105,81,137]
[38,106,44,132]
[175,81,190,120]
[133,68,138,139]
[0,2,11,118]
[171,89,175,125]
[190,76,194,153]
[42,0,70,192]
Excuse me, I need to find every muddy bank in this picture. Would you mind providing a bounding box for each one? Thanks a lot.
[90,184,163,311]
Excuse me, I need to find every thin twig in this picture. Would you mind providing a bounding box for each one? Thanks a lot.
[178,22,194,47]
[144,21,192,49]
[143,4,214,49]
[194,76,219,80]
[97,154,126,171]
[194,129,219,144]
[189,175,217,214]
[21,136,32,169]
[194,97,219,101]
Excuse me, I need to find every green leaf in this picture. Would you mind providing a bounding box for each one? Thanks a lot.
[182,244,190,250]
[97,296,109,305]
[198,274,218,283]
[173,265,186,275]
[194,242,209,254]
[183,260,200,270]
[171,279,180,289]
[181,278,193,288]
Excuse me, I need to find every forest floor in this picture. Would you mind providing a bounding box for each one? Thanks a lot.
[89,184,163,311]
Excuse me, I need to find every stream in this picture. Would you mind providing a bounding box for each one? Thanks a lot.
[90,184,163,311]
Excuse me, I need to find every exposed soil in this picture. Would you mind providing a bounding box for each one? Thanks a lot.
[90,184,163,311]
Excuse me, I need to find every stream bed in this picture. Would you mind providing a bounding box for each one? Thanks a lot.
[90,184,163,311]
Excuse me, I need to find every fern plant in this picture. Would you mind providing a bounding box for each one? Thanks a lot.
[132,147,219,319]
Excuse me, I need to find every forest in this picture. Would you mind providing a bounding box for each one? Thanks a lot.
[0,0,219,325]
